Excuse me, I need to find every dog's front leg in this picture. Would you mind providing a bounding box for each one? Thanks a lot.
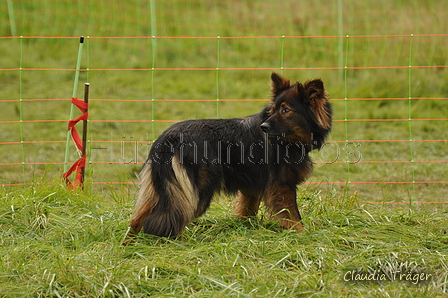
[264,185,304,232]
[233,191,261,218]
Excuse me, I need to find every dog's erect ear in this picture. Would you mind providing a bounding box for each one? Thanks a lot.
[304,79,325,101]
[270,72,290,98]
[304,79,331,130]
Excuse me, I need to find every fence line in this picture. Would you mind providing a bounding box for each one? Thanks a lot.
[2,34,448,39]
[2,97,448,103]
[0,35,446,203]
[2,66,448,72]
[1,118,447,125]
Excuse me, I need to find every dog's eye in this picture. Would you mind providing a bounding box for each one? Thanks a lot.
[282,108,290,113]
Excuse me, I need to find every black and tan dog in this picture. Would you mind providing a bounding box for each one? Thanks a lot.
[128,72,332,238]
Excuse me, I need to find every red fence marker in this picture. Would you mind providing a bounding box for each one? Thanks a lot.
[63,83,89,189]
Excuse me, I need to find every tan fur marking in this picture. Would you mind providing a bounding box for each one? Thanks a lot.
[130,163,157,233]
[170,155,199,223]
[233,191,261,217]
[267,103,276,116]
[284,127,311,145]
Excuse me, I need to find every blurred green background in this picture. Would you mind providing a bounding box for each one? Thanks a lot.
[0,0,447,202]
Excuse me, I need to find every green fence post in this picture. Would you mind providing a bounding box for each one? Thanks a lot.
[64,37,85,173]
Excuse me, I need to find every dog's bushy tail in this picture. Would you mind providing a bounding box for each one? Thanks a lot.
[129,155,199,237]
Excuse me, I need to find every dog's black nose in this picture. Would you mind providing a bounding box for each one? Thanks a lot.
[260,123,270,132]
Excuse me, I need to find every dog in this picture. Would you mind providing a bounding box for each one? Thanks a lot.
[128,72,332,238]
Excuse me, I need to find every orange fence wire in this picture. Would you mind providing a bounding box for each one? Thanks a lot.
[0,35,446,204]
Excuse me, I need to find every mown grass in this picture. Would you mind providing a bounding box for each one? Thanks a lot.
[1,182,447,297]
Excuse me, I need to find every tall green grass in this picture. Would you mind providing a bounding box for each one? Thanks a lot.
[0,182,447,296]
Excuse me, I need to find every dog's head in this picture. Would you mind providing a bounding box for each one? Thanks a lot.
[261,72,332,149]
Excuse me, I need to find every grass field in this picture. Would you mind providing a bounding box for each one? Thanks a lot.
[1,0,448,296]
[1,183,447,297]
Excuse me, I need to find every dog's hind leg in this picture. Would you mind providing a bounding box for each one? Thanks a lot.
[233,191,261,218]
[193,165,220,218]
[263,185,304,232]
